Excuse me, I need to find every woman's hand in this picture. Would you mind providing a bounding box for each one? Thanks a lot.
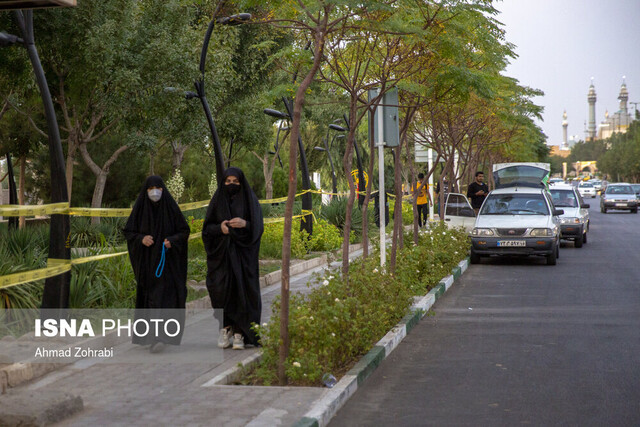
[142,235,154,247]
[164,239,171,249]
[228,217,247,228]
[221,221,230,234]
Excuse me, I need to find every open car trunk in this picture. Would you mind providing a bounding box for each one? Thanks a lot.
[493,163,550,189]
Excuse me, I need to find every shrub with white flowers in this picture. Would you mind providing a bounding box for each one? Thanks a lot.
[166,169,185,202]
[208,171,218,197]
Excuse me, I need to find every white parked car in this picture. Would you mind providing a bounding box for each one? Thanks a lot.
[578,181,596,198]
[549,184,590,248]
[469,163,563,265]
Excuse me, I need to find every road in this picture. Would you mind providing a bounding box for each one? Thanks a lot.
[330,199,640,426]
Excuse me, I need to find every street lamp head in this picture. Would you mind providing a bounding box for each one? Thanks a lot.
[217,13,251,26]
[185,91,199,100]
[314,147,326,152]
[264,108,289,119]
[329,124,347,132]
[0,32,24,47]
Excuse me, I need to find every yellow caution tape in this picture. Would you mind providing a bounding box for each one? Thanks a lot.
[67,207,133,217]
[178,200,209,211]
[0,263,72,290]
[72,251,129,265]
[0,202,70,216]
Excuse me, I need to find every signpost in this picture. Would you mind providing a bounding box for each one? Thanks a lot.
[369,88,400,267]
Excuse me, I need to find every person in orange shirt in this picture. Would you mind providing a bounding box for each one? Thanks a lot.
[414,173,432,228]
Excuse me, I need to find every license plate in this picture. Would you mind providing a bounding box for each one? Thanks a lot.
[497,240,526,247]
[615,203,627,207]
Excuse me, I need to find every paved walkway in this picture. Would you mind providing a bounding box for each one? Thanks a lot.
[16,248,367,426]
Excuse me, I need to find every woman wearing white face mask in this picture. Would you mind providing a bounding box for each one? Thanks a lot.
[124,175,190,353]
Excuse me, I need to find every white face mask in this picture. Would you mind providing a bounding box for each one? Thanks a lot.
[147,188,162,202]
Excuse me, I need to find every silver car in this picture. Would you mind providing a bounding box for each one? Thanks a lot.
[549,184,590,248]
[600,183,638,214]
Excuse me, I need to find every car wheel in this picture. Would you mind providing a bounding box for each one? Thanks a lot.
[546,245,557,265]
[633,208,638,214]
[583,232,587,244]
[470,249,480,264]
[574,233,583,248]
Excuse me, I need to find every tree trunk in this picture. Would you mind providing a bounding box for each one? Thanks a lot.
[65,139,76,202]
[78,143,128,225]
[149,151,155,175]
[18,156,25,229]
[171,141,188,173]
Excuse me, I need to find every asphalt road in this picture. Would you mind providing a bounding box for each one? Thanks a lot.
[330,197,640,426]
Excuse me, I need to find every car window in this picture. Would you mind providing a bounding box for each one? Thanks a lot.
[579,183,593,188]
[445,194,475,217]
[631,184,640,193]
[480,193,549,215]
[550,189,577,207]
[606,185,633,194]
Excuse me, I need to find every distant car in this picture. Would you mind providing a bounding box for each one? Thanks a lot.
[600,183,638,213]
[470,163,562,265]
[591,179,603,193]
[631,184,640,201]
[549,184,590,248]
[578,181,596,198]
[549,178,564,186]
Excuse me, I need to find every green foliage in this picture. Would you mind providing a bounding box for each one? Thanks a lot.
[250,221,470,386]
[304,219,342,252]
[320,197,364,237]
[70,217,126,248]
[259,220,308,259]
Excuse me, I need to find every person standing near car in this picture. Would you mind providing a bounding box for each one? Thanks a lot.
[467,171,489,215]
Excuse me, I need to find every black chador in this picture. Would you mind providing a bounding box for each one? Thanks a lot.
[124,175,189,346]
[202,167,264,346]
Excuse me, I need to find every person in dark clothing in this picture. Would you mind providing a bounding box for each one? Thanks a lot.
[124,175,190,353]
[202,167,264,350]
[467,171,489,214]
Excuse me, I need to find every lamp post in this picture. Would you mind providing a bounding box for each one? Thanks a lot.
[193,12,250,185]
[3,11,71,309]
[313,128,342,196]
[264,102,313,236]
[331,118,366,206]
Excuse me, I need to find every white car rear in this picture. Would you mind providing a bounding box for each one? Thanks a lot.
[578,182,596,198]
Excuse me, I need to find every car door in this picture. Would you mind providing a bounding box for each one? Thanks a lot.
[444,193,476,232]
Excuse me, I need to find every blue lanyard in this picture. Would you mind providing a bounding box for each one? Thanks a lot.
[155,243,167,278]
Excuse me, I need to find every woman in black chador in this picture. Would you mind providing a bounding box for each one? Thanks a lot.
[124,175,190,353]
[202,167,263,350]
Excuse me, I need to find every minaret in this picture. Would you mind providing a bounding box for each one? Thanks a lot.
[619,77,629,114]
[562,110,568,148]
[587,78,597,140]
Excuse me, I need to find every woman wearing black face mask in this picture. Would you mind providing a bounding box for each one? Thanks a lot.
[124,175,190,353]
[202,167,264,350]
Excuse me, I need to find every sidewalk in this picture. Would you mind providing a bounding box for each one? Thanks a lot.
[3,246,369,426]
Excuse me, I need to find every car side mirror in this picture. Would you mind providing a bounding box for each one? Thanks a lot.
[553,209,564,216]
[581,203,590,209]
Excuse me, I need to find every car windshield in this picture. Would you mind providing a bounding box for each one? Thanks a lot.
[550,189,577,207]
[480,193,549,215]
[606,185,634,195]
[579,183,593,188]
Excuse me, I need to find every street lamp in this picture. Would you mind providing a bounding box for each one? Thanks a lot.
[193,12,251,185]
[331,117,366,206]
[3,9,72,309]
[264,102,314,236]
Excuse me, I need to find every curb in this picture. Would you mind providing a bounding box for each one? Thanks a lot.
[293,256,471,427]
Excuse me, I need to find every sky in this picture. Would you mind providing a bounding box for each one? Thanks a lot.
[495,0,640,146]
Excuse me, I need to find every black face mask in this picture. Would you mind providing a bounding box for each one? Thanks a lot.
[225,183,241,196]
